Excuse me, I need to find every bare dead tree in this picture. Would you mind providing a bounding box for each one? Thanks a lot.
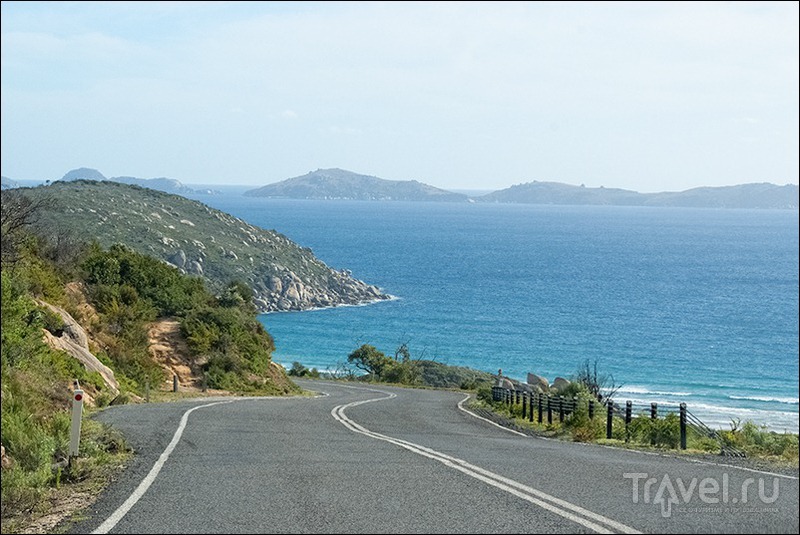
[394,339,411,361]
[0,190,54,267]
[573,358,622,403]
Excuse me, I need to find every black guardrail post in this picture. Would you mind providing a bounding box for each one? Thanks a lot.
[529,393,535,422]
[558,396,564,422]
[680,403,687,450]
[606,403,613,439]
[522,392,527,419]
[625,400,632,443]
[538,394,543,424]
[547,396,553,425]
[650,403,658,446]
[588,399,594,420]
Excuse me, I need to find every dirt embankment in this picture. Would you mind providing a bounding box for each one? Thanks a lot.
[147,319,203,390]
[56,282,296,397]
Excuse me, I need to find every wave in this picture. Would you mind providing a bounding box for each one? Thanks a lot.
[729,395,799,405]
[616,386,692,397]
[688,402,797,416]
[683,403,799,433]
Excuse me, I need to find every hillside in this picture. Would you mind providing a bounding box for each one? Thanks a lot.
[1,175,20,190]
[643,183,799,209]
[244,168,470,202]
[0,209,301,530]
[57,167,219,195]
[21,180,390,312]
[476,181,799,209]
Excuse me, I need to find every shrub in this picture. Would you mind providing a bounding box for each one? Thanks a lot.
[476,386,493,403]
[288,361,309,377]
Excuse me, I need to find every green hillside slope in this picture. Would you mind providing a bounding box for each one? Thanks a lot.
[22,181,389,312]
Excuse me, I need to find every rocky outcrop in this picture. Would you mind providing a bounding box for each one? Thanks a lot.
[527,373,550,394]
[37,300,120,396]
[252,268,388,312]
[168,249,187,269]
[1,444,11,470]
[550,377,572,394]
[497,377,516,390]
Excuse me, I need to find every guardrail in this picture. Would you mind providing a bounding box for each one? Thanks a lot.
[489,386,745,456]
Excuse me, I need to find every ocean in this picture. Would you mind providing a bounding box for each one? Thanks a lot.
[185,190,799,432]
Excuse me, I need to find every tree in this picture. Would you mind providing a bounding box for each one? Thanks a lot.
[394,341,411,362]
[347,344,390,377]
[288,361,309,377]
[0,190,53,267]
[573,358,621,402]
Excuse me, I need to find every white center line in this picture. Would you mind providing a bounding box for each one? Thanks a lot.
[331,390,641,535]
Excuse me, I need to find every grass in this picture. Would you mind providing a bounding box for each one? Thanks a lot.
[468,395,799,470]
[1,415,132,535]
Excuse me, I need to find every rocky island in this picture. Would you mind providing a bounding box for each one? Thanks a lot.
[475,180,799,209]
[244,168,470,202]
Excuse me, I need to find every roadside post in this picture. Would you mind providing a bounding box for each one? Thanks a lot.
[625,401,632,442]
[69,381,84,461]
[679,403,687,450]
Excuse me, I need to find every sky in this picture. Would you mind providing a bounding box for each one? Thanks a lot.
[1,1,798,193]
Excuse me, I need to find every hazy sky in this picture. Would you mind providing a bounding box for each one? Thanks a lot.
[2,1,798,192]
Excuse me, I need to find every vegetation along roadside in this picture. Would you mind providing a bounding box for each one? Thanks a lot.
[0,188,300,533]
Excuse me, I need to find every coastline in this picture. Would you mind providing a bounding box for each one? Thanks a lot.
[258,293,400,315]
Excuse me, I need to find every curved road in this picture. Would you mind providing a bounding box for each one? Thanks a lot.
[68,380,798,534]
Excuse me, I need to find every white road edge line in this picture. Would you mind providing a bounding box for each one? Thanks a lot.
[92,399,236,534]
[331,392,641,535]
[456,393,529,436]
[457,393,800,481]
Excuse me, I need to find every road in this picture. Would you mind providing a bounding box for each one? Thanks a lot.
[68,380,799,533]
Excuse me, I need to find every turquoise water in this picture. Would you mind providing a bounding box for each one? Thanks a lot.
[186,192,799,431]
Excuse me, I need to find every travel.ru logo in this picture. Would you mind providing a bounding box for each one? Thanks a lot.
[623,473,780,518]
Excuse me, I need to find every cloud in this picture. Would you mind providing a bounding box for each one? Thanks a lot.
[1,2,797,189]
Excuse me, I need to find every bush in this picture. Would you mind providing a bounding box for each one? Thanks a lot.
[721,420,799,461]
[288,361,309,377]
[382,360,420,385]
[566,398,604,442]
[476,386,493,403]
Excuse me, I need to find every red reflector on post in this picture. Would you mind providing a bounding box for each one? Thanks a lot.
[75,394,83,402]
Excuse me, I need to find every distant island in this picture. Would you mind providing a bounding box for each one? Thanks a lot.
[5,166,797,209]
[1,175,20,190]
[243,168,797,209]
[58,167,222,195]
[476,181,799,210]
[244,168,470,202]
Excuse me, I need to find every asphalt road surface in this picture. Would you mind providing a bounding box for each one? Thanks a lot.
[67,380,799,533]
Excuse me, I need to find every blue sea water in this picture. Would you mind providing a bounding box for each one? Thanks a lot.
[185,191,799,432]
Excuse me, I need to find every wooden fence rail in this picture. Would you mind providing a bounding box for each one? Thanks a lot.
[489,385,742,455]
